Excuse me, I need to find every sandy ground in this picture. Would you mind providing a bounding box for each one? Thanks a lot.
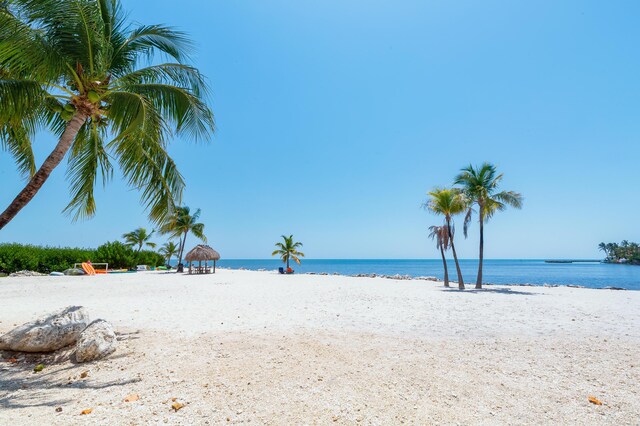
[0,269,639,425]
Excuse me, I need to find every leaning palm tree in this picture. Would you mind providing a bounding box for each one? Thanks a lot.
[428,225,451,288]
[425,188,467,289]
[0,0,214,230]
[122,227,156,253]
[455,163,523,289]
[159,206,206,268]
[272,235,305,269]
[159,241,179,267]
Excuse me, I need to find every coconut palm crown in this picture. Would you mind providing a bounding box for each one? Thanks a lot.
[122,227,156,253]
[159,240,179,266]
[159,206,206,267]
[0,0,215,230]
[272,235,305,269]
[425,188,467,289]
[454,163,522,288]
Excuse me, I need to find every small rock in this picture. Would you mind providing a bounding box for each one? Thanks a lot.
[75,319,117,363]
[8,270,46,277]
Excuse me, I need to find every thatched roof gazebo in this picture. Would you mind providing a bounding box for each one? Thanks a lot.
[184,244,221,274]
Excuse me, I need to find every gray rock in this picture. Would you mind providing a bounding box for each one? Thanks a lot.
[63,268,85,276]
[75,319,117,363]
[8,270,46,277]
[0,306,90,352]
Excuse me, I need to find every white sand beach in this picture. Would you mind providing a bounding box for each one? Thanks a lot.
[1,269,639,425]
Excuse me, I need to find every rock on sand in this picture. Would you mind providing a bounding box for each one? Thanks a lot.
[75,319,118,362]
[0,306,90,352]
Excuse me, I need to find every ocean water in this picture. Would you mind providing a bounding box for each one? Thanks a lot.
[207,259,640,290]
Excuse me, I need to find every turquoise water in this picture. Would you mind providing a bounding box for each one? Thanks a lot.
[209,259,640,290]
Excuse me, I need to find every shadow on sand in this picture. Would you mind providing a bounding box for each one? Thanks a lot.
[0,339,139,409]
[439,286,538,296]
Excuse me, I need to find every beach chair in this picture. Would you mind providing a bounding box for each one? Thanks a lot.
[278,267,284,274]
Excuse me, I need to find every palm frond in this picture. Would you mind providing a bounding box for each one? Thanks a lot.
[106,89,185,224]
[0,79,47,122]
[111,24,192,71]
[190,222,207,242]
[494,190,523,209]
[120,82,213,141]
[0,123,36,178]
[63,122,112,221]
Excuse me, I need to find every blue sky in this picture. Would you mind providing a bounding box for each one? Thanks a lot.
[1,0,639,259]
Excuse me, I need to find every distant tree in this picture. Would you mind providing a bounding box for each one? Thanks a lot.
[425,188,467,290]
[272,235,305,269]
[455,163,523,289]
[122,228,156,253]
[159,241,179,266]
[428,225,451,288]
[598,242,610,260]
[159,206,206,268]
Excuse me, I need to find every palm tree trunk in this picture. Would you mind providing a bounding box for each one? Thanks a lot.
[177,232,187,265]
[439,245,449,287]
[0,113,87,230]
[446,217,465,290]
[286,256,290,269]
[476,216,484,289]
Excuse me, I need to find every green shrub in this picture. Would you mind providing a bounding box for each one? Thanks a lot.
[0,243,93,273]
[0,241,165,273]
[94,241,164,269]
[94,241,135,269]
[137,250,165,268]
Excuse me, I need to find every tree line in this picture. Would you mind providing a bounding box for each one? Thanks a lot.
[0,204,208,274]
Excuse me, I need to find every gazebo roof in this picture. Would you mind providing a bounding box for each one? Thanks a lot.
[184,244,221,262]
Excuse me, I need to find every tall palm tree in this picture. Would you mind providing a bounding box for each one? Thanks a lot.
[428,225,451,288]
[425,188,467,289]
[0,0,215,230]
[122,227,156,253]
[272,235,305,269]
[159,206,206,268]
[159,241,179,267]
[455,163,523,289]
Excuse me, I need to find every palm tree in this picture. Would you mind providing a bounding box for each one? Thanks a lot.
[122,227,156,253]
[159,241,179,267]
[598,242,609,260]
[0,0,214,230]
[428,225,451,288]
[272,235,305,269]
[455,163,523,289]
[159,206,206,268]
[425,188,467,290]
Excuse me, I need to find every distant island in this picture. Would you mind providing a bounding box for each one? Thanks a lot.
[599,241,640,265]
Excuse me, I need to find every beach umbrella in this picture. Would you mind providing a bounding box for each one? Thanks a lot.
[184,245,221,274]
